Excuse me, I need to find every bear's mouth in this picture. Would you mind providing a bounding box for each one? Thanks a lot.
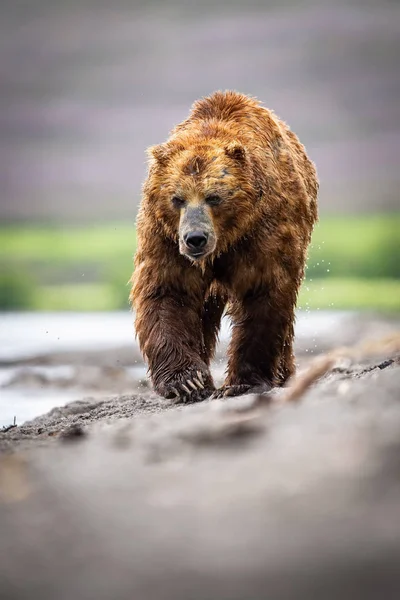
[188,250,207,260]
[182,247,212,261]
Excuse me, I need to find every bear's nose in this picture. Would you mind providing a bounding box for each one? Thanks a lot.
[184,231,208,251]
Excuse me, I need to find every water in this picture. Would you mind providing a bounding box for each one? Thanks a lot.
[0,312,135,362]
[0,310,352,427]
[1,389,84,429]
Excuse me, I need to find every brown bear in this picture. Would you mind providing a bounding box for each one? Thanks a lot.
[130,91,318,402]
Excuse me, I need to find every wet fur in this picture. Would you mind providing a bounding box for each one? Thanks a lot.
[130,91,318,401]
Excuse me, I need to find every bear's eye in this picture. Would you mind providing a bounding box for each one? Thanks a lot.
[171,196,185,209]
[205,194,222,207]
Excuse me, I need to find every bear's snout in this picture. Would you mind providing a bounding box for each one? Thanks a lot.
[179,205,216,260]
[183,231,208,254]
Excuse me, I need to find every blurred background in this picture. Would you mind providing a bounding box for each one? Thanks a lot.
[1,0,399,313]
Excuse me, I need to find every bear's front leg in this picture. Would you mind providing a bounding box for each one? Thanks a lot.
[213,287,295,399]
[134,291,215,403]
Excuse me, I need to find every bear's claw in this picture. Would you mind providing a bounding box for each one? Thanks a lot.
[211,382,272,399]
[193,377,204,389]
[196,371,204,385]
[211,384,252,399]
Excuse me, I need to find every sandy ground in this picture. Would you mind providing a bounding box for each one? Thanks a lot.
[1,314,400,599]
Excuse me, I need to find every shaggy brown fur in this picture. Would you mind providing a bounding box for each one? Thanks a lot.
[130,91,318,402]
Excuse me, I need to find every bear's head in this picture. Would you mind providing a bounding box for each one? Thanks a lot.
[146,139,262,262]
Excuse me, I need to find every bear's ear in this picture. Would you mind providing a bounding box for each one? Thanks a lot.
[224,141,246,163]
[147,143,169,165]
[148,141,186,165]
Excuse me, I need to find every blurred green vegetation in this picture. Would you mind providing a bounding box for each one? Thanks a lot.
[299,278,400,312]
[307,215,400,279]
[0,214,399,312]
[0,270,35,310]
